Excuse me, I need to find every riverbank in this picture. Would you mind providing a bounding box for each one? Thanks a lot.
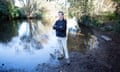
[35,29,120,72]
[68,29,120,72]
[2,27,119,72]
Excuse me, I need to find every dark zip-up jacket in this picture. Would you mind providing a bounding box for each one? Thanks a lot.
[53,19,67,37]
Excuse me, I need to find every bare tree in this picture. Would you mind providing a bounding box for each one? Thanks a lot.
[19,0,41,18]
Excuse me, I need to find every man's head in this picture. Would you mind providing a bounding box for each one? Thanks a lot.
[58,11,64,20]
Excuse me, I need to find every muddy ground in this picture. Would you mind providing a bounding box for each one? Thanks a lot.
[35,27,120,72]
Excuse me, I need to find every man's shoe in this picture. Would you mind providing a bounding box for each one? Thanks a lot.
[57,54,64,60]
[66,59,70,65]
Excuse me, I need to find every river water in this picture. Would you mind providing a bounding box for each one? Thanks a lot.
[0,19,99,71]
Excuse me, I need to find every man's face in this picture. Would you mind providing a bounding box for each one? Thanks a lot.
[58,13,64,20]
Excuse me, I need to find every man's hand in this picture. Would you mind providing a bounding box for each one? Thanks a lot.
[53,25,56,30]
[59,26,63,28]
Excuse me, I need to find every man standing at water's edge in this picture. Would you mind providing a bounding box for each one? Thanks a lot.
[53,11,70,65]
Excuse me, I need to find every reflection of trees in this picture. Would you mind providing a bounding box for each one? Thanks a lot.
[27,20,50,43]
[0,20,19,43]
[28,19,34,38]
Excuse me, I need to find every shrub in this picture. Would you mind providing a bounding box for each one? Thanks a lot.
[80,15,103,27]
[114,21,120,33]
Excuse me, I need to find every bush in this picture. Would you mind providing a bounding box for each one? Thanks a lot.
[0,0,21,20]
[91,18,103,27]
[114,21,120,33]
[80,15,91,26]
[33,13,42,19]
[10,6,20,18]
[0,0,11,20]
[18,8,26,18]
[80,15,103,27]
[68,11,74,18]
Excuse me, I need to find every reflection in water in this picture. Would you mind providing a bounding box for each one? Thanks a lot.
[17,21,41,52]
[0,20,19,43]
[18,22,30,39]
[88,35,99,49]
[0,20,59,71]
[0,19,99,71]
[68,21,99,53]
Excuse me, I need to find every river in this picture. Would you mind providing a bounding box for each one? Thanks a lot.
[0,19,99,71]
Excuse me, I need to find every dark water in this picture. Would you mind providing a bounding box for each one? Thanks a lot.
[0,20,20,43]
[0,19,99,71]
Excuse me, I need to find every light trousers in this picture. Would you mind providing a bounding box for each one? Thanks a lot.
[57,37,69,59]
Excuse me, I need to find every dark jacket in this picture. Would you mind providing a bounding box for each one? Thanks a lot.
[53,19,67,37]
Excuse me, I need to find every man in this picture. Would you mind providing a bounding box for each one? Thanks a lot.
[53,11,70,65]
